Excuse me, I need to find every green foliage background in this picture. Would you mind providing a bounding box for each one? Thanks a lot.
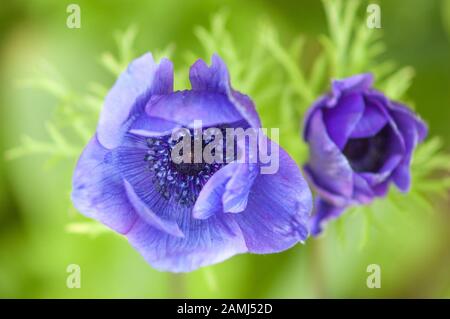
[0,0,449,298]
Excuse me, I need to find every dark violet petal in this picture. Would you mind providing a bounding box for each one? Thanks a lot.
[303,166,349,207]
[323,92,365,149]
[303,75,377,150]
[371,180,389,197]
[233,145,313,252]
[304,110,354,199]
[71,136,138,234]
[302,96,329,141]
[328,73,374,106]
[124,180,184,238]
[97,54,173,149]
[391,163,410,192]
[126,212,247,272]
[359,153,402,186]
[352,173,375,204]
[189,54,261,128]
[356,94,406,186]
[309,198,346,236]
[390,102,428,142]
[389,102,428,191]
[350,102,388,138]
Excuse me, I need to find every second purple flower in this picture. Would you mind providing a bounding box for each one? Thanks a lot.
[303,74,427,235]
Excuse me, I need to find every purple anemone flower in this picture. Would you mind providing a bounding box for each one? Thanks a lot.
[303,73,427,235]
[72,53,312,272]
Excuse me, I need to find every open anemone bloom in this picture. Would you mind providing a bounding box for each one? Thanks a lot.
[72,53,312,272]
[303,73,427,235]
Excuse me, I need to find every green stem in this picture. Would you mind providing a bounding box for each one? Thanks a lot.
[310,239,327,298]
[168,273,186,298]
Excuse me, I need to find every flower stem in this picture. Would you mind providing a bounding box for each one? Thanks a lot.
[310,238,327,298]
[168,273,186,298]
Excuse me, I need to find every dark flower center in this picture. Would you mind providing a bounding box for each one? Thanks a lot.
[343,125,390,173]
[144,127,230,206]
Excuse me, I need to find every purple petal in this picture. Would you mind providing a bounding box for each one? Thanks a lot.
[371,180,389,197]
[111,137,169,211]
[126,211,247,272]
[71,136,138,234]
[189,54,261,128]
[124,180,184,238]
[233,145,313,252]
[303,166,349,207]
[192,161,258,220]
[303,74,374,142]
[192,163,235,220]
[223,162,259,213]
[350,101,388,138]
[309,198,346,236]
[304,110,354,200]
[146,90,244,128]
[352,173,375,204]
[98,53,173,149]
[390,102,428,191]
[129,114,181,137]
[328,73,374,106]
[193,133,266,219]
[302,96,329,140]
[390,102,428,142]
[357,97,406,186]
[323,92,365,149]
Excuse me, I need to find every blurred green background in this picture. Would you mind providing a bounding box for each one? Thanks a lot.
[0,0,449,298]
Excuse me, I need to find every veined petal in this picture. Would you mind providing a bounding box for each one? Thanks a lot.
[71,136,138,234]
[126,211,247,273]
[124,180,184,238]
[111,136,170,214]
[233,145,313,252]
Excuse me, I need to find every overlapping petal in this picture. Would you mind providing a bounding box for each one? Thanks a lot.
[97,54,173,149]
[304,110,354,203]
[234,144,312,251]
[72,136,138,234]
